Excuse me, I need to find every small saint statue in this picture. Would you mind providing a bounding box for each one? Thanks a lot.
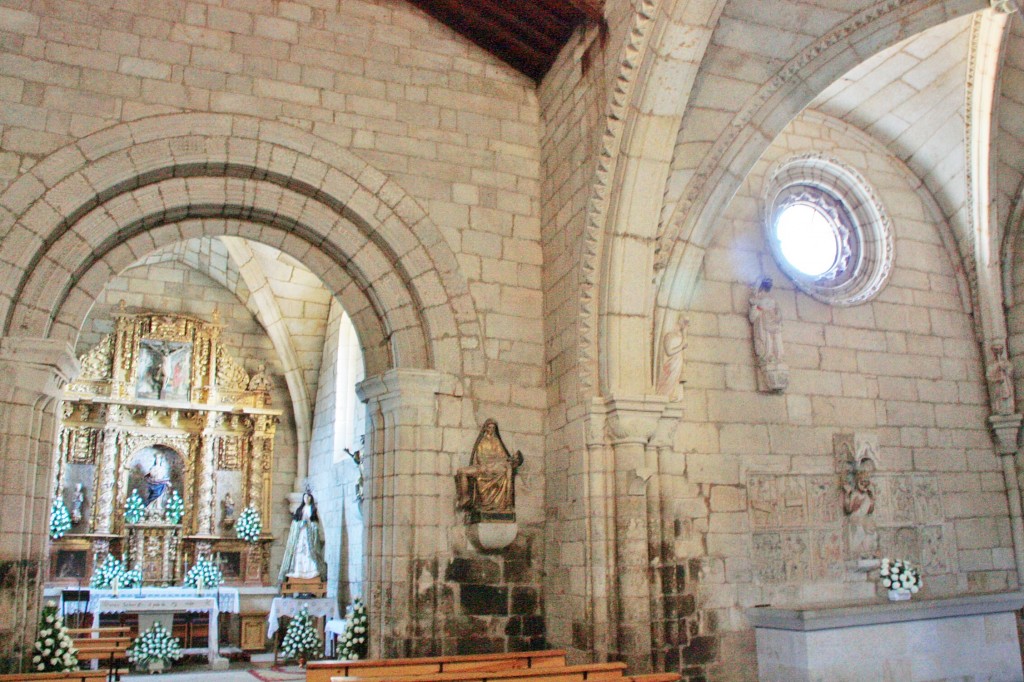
[987,341,1015,416]
[842,458,878,560]
[278,489,327,584]
[455,420,524,518]
[748,277,788,392]
[221,492,237,530]
[70,483,86,526]
[656,316,689,400]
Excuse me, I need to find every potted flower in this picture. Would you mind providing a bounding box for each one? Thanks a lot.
[880,557,921,601]
[183,555,224,590]
[235,505,262,544]
[127,621,182,674]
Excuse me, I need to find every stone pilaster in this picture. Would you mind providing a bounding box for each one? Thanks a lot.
[357,368,454,658]
[597,394,678,672]
[0,338,78,674]
[989,414,1024,584]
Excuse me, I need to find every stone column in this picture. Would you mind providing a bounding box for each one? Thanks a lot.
[603,394,671,672]
[989,414,1024,582]
[357,368,453,658]
[0,338,78,674]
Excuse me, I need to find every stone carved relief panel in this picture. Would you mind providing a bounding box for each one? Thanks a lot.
[747,471,947,584]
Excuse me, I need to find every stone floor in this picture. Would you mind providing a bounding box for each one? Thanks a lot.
[122,665,305,681]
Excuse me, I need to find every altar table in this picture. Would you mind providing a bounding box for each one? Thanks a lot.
[95,596,228,668]
[59,586,240,615]
[267,596,339,638]
[748,590,1024,681]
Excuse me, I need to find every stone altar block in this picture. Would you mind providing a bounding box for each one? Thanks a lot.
[748,591,1024,681]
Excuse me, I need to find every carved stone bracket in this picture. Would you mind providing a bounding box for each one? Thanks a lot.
[989,413,1022,455]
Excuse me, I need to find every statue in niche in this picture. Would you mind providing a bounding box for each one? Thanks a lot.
[987,341,1015,416]
[656,316,689,401]
[71,483,86,526]
[748,277,788,392]
[455,419,524,518]
[221,492,237,530]
[143,460,171,508]
[842,457,878,560]
[278,488,327,584]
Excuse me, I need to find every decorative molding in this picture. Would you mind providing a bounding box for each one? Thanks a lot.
[577,0,661,394]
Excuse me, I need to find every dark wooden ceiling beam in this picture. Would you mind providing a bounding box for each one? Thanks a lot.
[472,0,566,49]
[401,0,603,81]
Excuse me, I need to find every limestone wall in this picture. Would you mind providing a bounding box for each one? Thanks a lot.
[678,111,1008,681]
[0,0,547,659]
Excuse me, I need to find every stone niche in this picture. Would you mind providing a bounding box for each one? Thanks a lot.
[47,309,281,587]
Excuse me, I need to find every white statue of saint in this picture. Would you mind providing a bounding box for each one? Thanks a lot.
[278,489,327,583]
[656,316,689,400]
[988,342,1015,416]
[749,277,783,365]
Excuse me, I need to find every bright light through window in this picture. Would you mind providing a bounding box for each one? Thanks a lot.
[775,203,840,277]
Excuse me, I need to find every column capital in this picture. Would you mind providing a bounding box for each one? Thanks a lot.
[356,368,458,409]
[602,394,670,445]
[0,337,79,396]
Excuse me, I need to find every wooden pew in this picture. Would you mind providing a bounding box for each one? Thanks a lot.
[70,633,130,682]
[330,662,628,682]
[0,671,109,681]
[307,649,568,682]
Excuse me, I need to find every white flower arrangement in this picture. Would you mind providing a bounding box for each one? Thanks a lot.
[337,597,368,661]
[880,557,921,594]
[126,621,183,668]
[31,602,78,672]
[90,554,143,589]
[124,489,145,525]
[279,605,321,662]
[164,489,184,525]
[49,498,72,540]
[235,505,262,544]
[183,555,224,589]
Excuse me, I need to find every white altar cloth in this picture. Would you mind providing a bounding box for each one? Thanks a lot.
[95,596,226,667]
[267,597,339,637]
[80,587,240,614]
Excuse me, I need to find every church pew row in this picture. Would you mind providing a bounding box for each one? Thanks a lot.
[330,662,629,682]
[0,672,109,681]
[307,650,568,682]
[331,671,681,682]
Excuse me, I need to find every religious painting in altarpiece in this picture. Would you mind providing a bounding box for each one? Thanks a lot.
[47,309,281,588]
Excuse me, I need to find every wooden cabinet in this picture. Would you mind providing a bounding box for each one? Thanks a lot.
[240,611,268,652]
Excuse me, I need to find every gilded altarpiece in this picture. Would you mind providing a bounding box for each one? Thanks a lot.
[48,310,280,587]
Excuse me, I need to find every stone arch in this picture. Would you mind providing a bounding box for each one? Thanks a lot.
[582,0,984,395]
[0,113,481,379]
[654,0,984,312]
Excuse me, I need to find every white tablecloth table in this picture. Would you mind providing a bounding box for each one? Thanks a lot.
[267,596,340,638]
[95,596,226,666]
[60,587,240,615]
[325,618,348,656]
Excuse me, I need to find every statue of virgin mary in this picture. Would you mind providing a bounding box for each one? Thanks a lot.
[277,489,327,584]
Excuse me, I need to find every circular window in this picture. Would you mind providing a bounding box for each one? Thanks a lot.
[775,200,841,277]
[763,155,893,305]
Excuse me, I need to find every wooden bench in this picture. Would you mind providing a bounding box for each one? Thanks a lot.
[0,671,109,681]
[308,649,568,682]
[69,632,131,682]
[330,662,628,682]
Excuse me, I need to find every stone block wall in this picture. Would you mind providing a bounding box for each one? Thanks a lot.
[671,111,1010,681]
[0,0,547,662]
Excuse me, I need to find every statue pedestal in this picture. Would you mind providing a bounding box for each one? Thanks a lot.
[468,519,518,551]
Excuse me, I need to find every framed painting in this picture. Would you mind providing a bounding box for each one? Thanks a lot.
[136,339,192,401]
